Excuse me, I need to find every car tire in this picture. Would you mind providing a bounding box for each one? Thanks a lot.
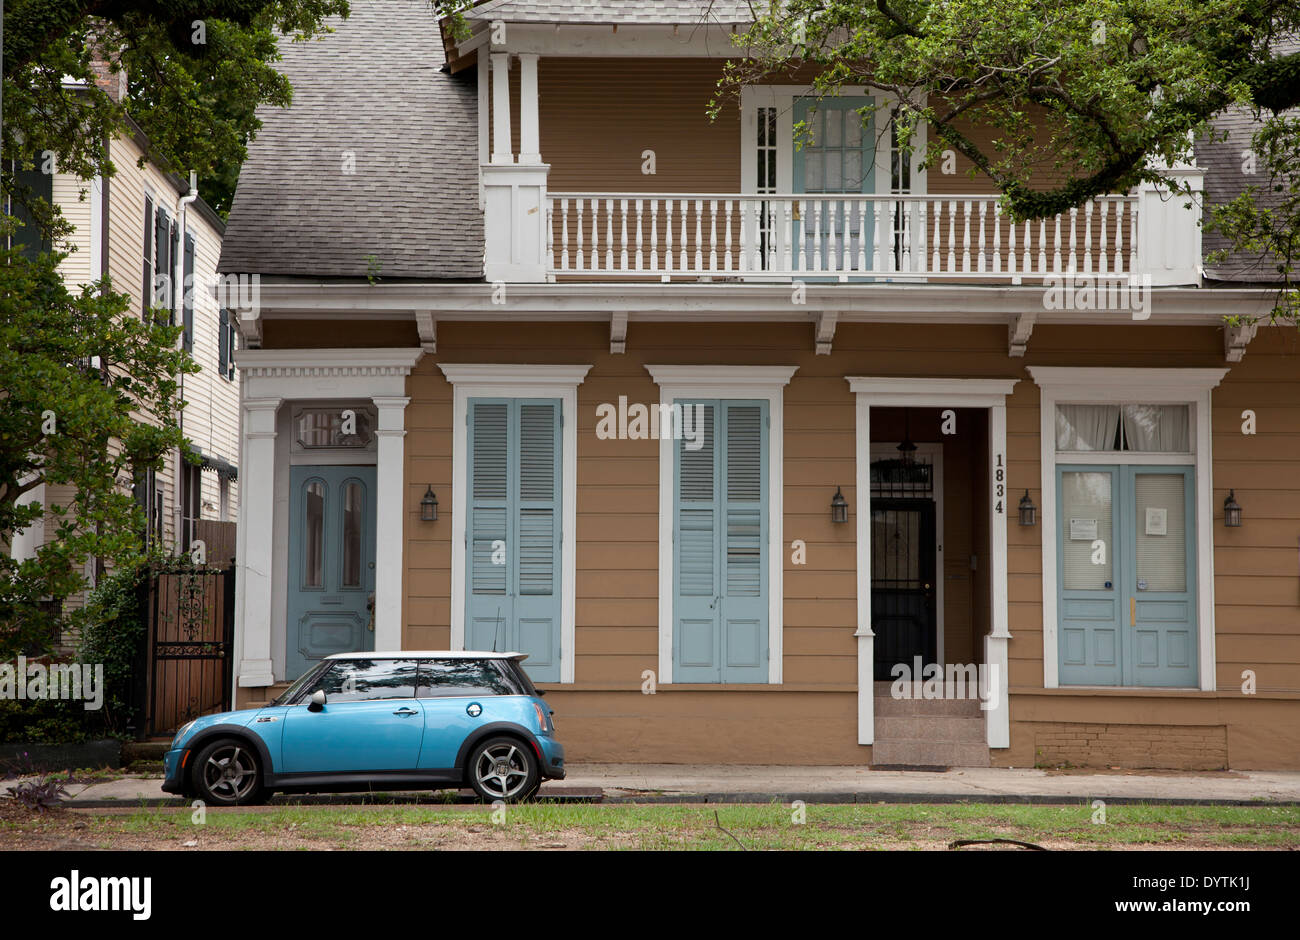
[466,735,541,803]
[191,738,267,807]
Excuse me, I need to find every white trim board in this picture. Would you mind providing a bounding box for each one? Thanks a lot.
[646,364,799,685]
[870,443,945,667]
[440,364,592,685]
[1027,366,1227,691]
[847,376,1018,748]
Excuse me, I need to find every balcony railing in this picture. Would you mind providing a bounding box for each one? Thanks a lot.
[546,192,1142,282]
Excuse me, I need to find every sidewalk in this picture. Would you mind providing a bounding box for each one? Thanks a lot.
[54,764,1300,807]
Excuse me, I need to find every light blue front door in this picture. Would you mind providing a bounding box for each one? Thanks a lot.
[792,96,875,274]
[465,399,563,682]
[287,466,377,680]
[673,400,769,683]
[1058,465,1197,687]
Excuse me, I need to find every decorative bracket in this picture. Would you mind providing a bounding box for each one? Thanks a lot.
[610,311,629,354]
[1008,311,1037,358]
[815,311,839,355]
[1223,321,1257,362]
[415,310,437,355]
[236,306,262,349]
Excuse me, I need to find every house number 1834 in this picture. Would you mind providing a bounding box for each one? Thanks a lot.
[994,454,1005,513]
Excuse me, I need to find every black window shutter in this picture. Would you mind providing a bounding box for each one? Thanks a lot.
[182,232,195,351]
[154,208,170,315]
[218,308,229,376]
[170,221,180,323]
[141,196,153,316]
[12,164,53,257]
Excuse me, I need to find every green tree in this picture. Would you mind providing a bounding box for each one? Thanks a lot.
[1,1,348,654]
[705,0,1300,319]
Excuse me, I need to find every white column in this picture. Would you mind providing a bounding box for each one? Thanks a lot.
[491,52,513,165]
[372,396,410,652]
[854,396,874,745]
[518,53,541,165]
[986,401,1011,748]
[237,397,281,687]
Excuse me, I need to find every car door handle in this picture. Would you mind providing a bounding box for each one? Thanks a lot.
[392,707,418,716]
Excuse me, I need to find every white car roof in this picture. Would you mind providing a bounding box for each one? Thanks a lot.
[324,650,528,661]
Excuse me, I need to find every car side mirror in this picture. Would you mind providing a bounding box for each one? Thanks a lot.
[308,690,326,711]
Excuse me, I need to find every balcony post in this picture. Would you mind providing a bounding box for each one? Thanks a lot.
[518,54,541,165]
[490,52,513,166]
[1135,162,1204,286]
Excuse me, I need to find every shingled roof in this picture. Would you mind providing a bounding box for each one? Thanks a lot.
[465,0,758,25]
[218,0,482,280]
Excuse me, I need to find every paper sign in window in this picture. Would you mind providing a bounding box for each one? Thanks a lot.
[1069,518,1098,541]
[1145,507,1168,536]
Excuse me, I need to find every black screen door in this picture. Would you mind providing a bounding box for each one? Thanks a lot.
[871,498,937,680]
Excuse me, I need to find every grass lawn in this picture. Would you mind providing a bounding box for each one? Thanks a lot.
[2,800,1298,850]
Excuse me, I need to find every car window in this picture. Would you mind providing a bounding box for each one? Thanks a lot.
[311,659,420,703]
[416,659,529,698]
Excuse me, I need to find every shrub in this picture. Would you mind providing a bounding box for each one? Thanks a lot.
[74,562,147,739]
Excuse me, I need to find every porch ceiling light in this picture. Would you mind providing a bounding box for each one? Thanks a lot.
[897,409,917,466]
[831,486,849,524]
[1018,490,1037,526]
[1223,490,1242,528]
[421,485,438,523]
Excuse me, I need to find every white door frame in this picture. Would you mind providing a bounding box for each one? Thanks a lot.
[869,442,945,667]
[848,377,1019,748]
[439,364,591,684]
[646,364,799,685]
[231,348,423,694]
[1027,366,1227,691]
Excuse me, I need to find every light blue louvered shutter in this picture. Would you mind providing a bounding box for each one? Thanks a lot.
[514,400,562,681]
[720,401,768,682]
[674,401,720,681]
[467,400,510,654]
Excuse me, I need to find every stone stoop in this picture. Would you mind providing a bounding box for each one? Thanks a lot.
[871,681,991,769]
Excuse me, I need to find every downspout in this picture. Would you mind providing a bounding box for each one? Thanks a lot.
[174,171,198,552]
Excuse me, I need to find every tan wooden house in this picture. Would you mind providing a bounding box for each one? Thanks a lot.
[218,0,1300,770]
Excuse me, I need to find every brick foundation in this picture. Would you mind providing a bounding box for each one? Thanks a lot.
[1032,722,1229,770]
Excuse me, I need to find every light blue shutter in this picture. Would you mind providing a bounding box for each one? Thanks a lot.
[514,401,562,681]
[721,402,768,682]
[675,402,720,681]
[467,400,510,654]
[465,398,563,682]
[674,401,768,683]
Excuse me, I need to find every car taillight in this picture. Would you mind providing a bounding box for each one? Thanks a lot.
[533,701,552,732]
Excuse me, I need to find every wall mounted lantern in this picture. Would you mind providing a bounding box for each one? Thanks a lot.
[421,485,439,523]
[1018,490,1037,526]
[831,487,848,524]
[1223,490,1242,528]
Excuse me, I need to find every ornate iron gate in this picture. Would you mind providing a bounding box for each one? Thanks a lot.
[142,563,235,737]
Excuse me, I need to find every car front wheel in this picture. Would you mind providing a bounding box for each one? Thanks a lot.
[467,736,540,803]
[191,738,267,806]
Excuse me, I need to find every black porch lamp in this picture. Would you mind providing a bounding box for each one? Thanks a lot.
[1223,490,1242,527]
[831,486,848,524]
[897,408,917,466]
[1018,490,1037,526]
[420,485,438,522]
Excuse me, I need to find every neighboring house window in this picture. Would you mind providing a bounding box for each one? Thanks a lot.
[180,462,202,552]
[182,231,195,352]
[6,161,54,256]
[153,205,176,321]
[218,308,237,380]
[141,195,153,316]
[133,468,164,551]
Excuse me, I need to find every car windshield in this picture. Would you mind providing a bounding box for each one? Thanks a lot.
[271,660,331,706]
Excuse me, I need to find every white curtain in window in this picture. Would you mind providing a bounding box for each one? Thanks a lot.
[1056,404,1120,451]
[1123,405,1190,453]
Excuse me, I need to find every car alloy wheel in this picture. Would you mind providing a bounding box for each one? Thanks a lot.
[472,741,535,801]
[198,742,260,804]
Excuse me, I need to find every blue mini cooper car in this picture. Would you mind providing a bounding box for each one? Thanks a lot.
[162,651,564,805]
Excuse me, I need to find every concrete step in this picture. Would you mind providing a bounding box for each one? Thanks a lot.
[872,739,991,769]
[874,716,988,745]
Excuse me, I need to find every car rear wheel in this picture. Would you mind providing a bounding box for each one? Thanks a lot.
[467,736,540,803]
[191,738,267,806]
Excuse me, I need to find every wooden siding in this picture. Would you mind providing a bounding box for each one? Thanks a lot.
[273,318,1300,767]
